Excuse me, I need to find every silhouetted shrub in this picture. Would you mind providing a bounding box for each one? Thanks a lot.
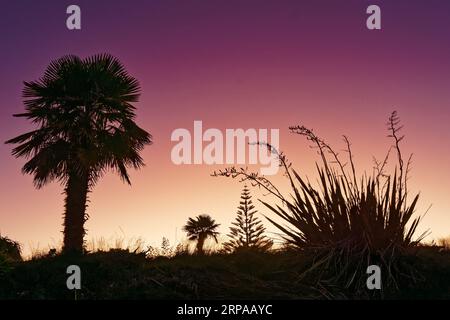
[0,235,22,262]
[214,112,427,297]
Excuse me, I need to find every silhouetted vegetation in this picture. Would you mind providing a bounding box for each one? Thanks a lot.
[0,246,449,299]
[5,54,152,254]
[0,235,22,278]
[0,235,22,262]
[223,185,273,253]
[214,112,428,297]
[3,102,448,299]
[183,215,220,255]
[146,237,189,258]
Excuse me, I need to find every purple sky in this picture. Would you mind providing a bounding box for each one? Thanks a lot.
[1,1,449,254]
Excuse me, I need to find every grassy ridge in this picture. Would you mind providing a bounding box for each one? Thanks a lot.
[1,247,449,300]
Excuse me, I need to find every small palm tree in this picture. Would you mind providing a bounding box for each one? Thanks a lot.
[5,54,152,254]
[183,215,220,255]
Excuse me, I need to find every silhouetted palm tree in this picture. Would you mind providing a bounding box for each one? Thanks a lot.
[183,215,220,255]
[5,54,152,254]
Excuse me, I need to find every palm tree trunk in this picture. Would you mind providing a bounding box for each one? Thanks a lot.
[196,234,206,255]
[62,171,89,254]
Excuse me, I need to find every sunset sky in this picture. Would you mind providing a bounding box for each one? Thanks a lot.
[1,0,449,255]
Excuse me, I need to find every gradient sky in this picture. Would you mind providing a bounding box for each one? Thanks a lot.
[1,0,449,255]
